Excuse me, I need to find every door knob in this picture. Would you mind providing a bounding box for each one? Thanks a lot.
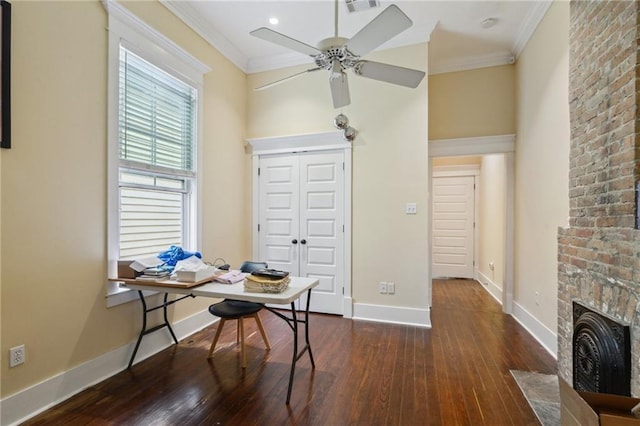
[292,239,298,244]
[300,239,307,245]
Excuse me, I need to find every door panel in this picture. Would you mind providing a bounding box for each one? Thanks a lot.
[432,176,475,278]
[260,156,299,274]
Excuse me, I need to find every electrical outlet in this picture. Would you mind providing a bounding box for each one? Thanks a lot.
[379,282,388,294]
[387,282,395,294]
[405,203,417,214]
[9,344,25,367]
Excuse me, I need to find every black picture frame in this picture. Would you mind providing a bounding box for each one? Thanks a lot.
[0,0,11,149]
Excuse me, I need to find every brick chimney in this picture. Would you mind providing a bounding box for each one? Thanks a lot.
[557,0,640,395]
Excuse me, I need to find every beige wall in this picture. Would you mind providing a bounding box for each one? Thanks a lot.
[478,154,506,289]
[248,44,429,309]
[429,65,516,140]
[1,1,248,397]
[515,1,570,333]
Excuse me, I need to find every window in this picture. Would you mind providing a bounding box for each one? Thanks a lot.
[106,1,210,304]
[118,47,196,259]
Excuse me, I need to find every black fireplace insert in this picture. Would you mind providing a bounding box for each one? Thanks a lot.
[572,302,631,396]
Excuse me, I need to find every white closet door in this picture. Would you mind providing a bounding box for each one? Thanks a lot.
[432,175,475,279]
[259,155,300,275]
[258,151,344,315]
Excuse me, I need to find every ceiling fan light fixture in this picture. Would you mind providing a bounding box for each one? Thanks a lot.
[343,126,357,142]
[334,113,349,130]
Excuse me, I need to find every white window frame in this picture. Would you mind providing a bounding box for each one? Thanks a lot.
[105,0,210,306]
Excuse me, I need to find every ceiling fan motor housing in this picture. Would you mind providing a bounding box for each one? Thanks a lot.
[315,37,360,72]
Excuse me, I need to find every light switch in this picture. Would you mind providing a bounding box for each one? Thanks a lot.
[406,203,417,214]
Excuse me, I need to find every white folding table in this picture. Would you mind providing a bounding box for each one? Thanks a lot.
[113,276,319,404]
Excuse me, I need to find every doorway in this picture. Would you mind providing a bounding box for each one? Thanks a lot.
[428,135,515,314]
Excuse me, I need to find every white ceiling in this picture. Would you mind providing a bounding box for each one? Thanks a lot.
[161,0,551,75]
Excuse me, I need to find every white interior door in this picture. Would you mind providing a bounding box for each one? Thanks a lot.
[258,151,344,315]
[432,175,475,278]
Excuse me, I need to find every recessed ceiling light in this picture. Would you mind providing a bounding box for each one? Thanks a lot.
[481,17,498,29]
[269,17,279,25]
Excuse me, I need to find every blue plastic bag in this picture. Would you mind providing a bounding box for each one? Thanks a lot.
[157,245,202,269]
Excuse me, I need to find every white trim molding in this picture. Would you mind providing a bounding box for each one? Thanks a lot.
[0,309,216,426]
[247,130,349,155]
[352,303,431,328]
[512,301,558,359]
[429,134,515,157]
[429,51,515,76]
[477,270,503,305]
[512,1,553,58]
[159,0,248,72]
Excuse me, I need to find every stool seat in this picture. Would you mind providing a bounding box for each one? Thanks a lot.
[207,261,271,368]
[209,300,263,318]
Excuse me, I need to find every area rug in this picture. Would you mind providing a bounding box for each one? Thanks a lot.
[511,370,561,426]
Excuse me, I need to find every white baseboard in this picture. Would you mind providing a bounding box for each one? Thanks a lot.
[476,270,503,303]
[352,303,431,328]
[511,301,558,359]
[0,309,217,426]
[475,271,557,359]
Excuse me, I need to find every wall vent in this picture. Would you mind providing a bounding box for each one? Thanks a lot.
[345,0,380,13]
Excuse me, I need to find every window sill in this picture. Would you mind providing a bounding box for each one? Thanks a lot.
[106,280,156,307]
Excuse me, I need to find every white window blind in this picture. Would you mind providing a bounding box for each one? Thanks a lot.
[118,46,197,259]
[119,47,196,174]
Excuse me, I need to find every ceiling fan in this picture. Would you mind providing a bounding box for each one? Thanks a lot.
[250,1,426,109]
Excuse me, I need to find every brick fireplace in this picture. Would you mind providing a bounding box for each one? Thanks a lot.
[557,0,640,397]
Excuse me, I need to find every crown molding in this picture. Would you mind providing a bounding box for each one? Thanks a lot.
[429,51,515,75]
[511,1,553,58]
[160,0,249,72]
[103,0,210,76]
[247,51,312,74]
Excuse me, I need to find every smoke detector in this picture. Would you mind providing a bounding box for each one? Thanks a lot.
[345,0,380,13]
[481,17,498,29]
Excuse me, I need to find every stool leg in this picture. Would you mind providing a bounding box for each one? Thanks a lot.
[208,318,226,358]
[254,313,271,350]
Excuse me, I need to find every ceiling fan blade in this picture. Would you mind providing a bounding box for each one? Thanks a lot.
[346,5,413,57]
[329,71,351,109]
[250,27,321,56]
[355,61,425,88]
[255,67,322,91]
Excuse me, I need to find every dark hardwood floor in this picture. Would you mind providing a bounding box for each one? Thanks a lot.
[23,279,556,425]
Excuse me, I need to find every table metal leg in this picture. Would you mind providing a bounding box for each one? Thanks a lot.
[265,288,315,404]
[128,290,193,369]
